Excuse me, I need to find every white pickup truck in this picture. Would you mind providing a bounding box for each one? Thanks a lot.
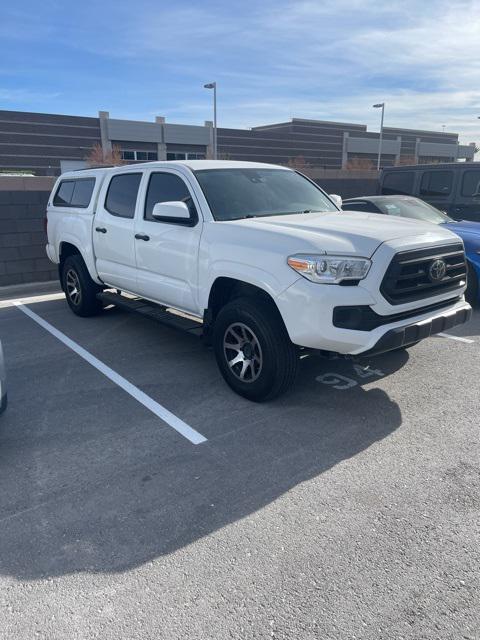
[46,160,471,401]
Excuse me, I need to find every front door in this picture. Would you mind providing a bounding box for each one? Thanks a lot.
[93,172,143,291]
[134,170,202,313]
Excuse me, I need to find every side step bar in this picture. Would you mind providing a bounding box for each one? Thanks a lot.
[97,291,204,337]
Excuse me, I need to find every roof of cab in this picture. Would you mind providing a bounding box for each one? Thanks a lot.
[59,159,291,179]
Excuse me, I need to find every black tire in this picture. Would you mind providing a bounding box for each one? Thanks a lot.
[213,296,299,402]
[465,261,478,307]
[61,255,102,317]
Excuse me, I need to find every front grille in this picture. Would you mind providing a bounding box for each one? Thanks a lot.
[381,242,467,305]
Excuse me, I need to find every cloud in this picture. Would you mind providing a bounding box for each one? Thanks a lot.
[0,89,61,103]
[0,0,479,146]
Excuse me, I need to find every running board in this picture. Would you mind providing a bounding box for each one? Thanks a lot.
[97,291,204,337]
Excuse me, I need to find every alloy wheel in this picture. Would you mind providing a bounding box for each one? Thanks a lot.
[223,322,263,383]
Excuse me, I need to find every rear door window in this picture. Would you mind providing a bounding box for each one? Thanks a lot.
[105,173,142,219]
[53,178,95,208]
[461,170,480,197]
[381,172,414,196]
[420,171,453,196]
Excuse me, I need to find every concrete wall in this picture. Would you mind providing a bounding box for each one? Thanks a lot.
[0,176,56,287]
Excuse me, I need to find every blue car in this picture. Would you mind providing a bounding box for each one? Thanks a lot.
[342,195,480,305]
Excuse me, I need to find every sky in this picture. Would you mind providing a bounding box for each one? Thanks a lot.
[1,0,480,144]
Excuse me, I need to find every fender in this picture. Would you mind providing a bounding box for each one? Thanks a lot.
[58,234,103,285]
[199,258,299,312]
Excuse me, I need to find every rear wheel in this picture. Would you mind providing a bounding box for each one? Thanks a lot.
[213,296,299,401]
[465,261,478,306]
[61,255,102,317]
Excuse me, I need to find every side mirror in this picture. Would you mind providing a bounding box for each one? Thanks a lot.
[152,201,190,220]
[329,194,343,208]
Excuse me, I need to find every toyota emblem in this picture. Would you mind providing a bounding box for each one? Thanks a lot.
[428,259,447,282]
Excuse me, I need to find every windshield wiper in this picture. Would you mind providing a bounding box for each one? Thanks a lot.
[226,210,321,221]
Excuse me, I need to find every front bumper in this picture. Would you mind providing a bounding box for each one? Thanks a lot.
[360,303,472,356]
[275,277,471,354]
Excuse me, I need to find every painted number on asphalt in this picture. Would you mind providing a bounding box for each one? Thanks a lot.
[316,364,385,390]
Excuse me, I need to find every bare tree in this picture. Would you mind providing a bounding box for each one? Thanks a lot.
[85,143,124,167]
[346,157,375,171]
[397,155,417,166]
[286,156,310,171]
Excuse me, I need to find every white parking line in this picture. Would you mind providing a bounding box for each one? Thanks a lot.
[13,301,207,445]
[438,332,475,344]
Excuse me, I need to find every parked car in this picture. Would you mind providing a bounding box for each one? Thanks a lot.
[379,163,480,222]
[0,341,7,414]
[342,195,480,305]
[46,161,471,401]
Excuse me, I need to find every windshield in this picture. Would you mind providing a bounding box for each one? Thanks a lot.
[375,197,454,224]
[194,168,338,221]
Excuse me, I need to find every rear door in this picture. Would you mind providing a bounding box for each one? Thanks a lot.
[133,168,202,313]
[93,171,143,291]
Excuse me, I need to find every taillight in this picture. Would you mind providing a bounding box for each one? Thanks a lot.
[44,215,48,235]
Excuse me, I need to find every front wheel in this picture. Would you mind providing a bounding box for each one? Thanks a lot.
[213,297,299,402]
[61,255,102,317]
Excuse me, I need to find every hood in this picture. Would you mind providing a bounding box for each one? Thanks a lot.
[228,211,459,257]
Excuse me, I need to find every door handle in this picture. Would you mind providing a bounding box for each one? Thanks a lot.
[135,233,150,241]
[95,227,107,233]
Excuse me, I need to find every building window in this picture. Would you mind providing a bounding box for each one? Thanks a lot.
[166,152,206,161]
[121,150,158,162]
[420,171,453,196]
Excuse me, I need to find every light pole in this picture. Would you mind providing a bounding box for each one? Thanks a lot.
[204,82,217,159]
[373,102,385,171]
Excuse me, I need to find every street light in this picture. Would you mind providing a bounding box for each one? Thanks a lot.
[373,102,385,171]
[204,82,217,159]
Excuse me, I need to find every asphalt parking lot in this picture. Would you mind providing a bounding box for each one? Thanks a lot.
[0,291,479,640]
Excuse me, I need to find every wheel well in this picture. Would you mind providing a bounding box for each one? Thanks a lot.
[59,242,81,265]
[207,278,277,323]
[58,243,82,286]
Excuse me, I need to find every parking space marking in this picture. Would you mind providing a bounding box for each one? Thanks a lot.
[438,332,475,344]
[13,301,207,445]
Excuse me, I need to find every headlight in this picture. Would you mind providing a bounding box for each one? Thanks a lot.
[287,253,371,284]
